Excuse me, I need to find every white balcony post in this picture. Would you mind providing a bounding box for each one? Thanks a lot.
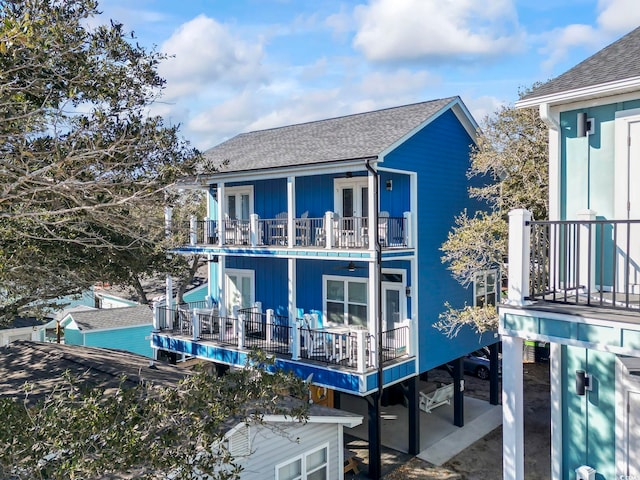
[152,301,159,331]
[266,309,274,343]
[191,310,199,341]
[577,209,597,293]
[507,209,532,305]
[403,319,411,356]
[232,305,239,338]
[287,176,295,248]
[356,329,367,374]
[325,211,334,249]
[292,318,300,360]
[250,213,259,247]
[403,212,412,247]
[238,313,245,350]
[502,335,524,480]
[218,309,225,342]
[217,183,225,247]
[189,215,198,246]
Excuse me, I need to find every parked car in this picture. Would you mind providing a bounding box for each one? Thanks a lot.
[445,346,501,380]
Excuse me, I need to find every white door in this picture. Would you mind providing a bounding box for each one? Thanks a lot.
[382,283,402,333]
[627,391,640,477]
[225,270,254,314]
[615,113,640,292]
[226,187,252,221]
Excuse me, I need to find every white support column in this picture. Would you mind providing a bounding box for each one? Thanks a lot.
[577,209,597,293]
[218,257,226,316]
[356,329,367,373]
[152,301,159,331]
[368,171,376,249]
[288,257,297,339]
[507,209,532,305]
[550,342,563,480]
[189,215,197,246]
[164,205,174,318]
[266,309,274,343]
[325,211,334,249]
[292,318,300,360]
[402,319,411,356]
[217,183,225,247]
[250,213,259,247]
[368,261,378,368]
[502,335,524,480]
[191,310,199,341]
[237,313,245,350]
[287,176,295,248]
[403,211,411,248]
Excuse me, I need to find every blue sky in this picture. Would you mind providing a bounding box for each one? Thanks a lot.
[96,0,640,150]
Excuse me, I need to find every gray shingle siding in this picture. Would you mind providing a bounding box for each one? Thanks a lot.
[202,97,458,173]
[521,26,640,101]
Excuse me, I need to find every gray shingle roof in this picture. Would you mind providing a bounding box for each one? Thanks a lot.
[203,97,459,173]
[68,305,152,331]
[0,341,187,404]
[521,26,640,102]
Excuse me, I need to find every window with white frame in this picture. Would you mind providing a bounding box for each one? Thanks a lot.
[324,276,368,327]
[225,186,253,221]
[275,443,328,480]
[474,270,497,307]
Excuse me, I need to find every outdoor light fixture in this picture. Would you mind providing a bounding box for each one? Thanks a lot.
[575,370,592,395]
[405,286,411,297]
[347,261,356,272]
[208,255,219,263]
[577,112,595,137]
[386,179,393,191]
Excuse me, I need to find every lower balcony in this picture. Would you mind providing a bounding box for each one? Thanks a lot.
[153,302,411,375]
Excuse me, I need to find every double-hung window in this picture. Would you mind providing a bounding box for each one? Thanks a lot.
[324,276,368,327]
[474,270,497,307]
[275,443,328,480]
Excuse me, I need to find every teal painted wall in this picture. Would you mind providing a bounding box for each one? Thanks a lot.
[63,326,84,346]
[560,100,640,220]
[83,325,154,358]
[183,284,208,304]
[562,345,616,479]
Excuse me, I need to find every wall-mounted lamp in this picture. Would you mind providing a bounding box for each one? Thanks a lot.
[208,255,219,263]
[347,261,356,272]
[346,171,353,178]
[386,179,393,191]
[575,370,592,395]
[577,112,595,137]
[405,286,411,297]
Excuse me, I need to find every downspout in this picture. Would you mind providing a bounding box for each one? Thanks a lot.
[365,158,383,478]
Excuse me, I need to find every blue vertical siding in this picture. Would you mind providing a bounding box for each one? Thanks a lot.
[561,345,616,479]
[295,174,336,217]
[379,172,410,216]
[254,178,287,218]
[227,257,289,314]
[383,108,489,372]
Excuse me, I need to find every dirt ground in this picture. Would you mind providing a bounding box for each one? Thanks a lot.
[348,362,551,479]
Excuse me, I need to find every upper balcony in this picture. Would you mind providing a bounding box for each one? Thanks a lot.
[505,209,640,319]
[177,212,412,251]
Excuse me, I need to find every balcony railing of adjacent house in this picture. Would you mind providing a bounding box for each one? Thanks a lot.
[508,209,640,312]
[154,302,412,373]
[181,212,411,250]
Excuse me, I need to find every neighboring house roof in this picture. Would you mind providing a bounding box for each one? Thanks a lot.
[201,97,474,174]
[518,26,640,107]
[0,341,187,404]
[1,316,49,330]
[65,304,152,331]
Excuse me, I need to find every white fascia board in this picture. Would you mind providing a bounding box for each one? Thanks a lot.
[184,158,375,187]
[262,414,363,428]
[378,97,478,160]
[515,77,640,109]
[499,305,640,331]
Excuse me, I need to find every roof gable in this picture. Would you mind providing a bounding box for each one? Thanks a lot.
[68,305,152,331]
[519,26,640,106]
[203,97,467,174]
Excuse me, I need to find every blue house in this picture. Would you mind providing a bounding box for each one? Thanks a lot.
[153,97,499,473]
[56,305,154,358]
[500,27,640,480]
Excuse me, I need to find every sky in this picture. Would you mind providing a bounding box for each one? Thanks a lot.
[95,0,640,151]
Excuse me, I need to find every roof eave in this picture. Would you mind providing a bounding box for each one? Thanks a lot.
[516,77,640,109]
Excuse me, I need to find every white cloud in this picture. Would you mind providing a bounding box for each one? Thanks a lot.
[158,15,266,101]
[352,0,524,63]
[597,0,640,33]
[358,69,440,98]
[463,95,506,124]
